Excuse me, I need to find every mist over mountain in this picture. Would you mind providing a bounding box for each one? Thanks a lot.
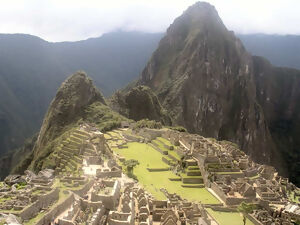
[238,34,300,70]
[0,31,162,157]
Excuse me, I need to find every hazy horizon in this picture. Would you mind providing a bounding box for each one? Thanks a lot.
[0,0,299,42]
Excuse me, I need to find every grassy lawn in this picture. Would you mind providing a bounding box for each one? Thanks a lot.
[289,192,300,203]
[104,134,111,139]
[107,131,122,138]
[113,142,219,204]
[152,138,181,160]
[206,208,254,225]
[157,137,172,146]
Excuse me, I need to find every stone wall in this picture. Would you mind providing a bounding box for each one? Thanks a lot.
[90,206,106,225]
[247,214,263,225]
[96,170,122,178]
[137,128,164,141]
[211,182,253,206]
[20,188,59,220]
[108,212,132,225]
[147,168,170,172]
[182,177,203,184]
[122,133,143,142]
[86,156,101,165]
[215,172,245,179]
[35,194,75,225]
[73,179,95,197]
[58,219,75,225]
[91,180,121,210]
[244,169,258,177]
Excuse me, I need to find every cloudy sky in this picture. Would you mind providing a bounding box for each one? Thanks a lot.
[0,0,299,42]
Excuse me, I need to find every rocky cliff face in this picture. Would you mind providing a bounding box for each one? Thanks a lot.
[253,56,300,184]
[109,85,171,125]
[138,2,300,183]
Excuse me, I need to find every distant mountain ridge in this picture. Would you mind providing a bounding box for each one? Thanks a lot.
[0,31,162,157]
[238,34,300,70]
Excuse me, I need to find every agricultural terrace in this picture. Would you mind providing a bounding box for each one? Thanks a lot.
[206,208,254,225]
[111,140,219,204]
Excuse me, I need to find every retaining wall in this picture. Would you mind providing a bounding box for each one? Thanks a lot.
[35,194,75,225]
[91,181,121,210]
[96,170,122,178]
[73,179,95,197]
[20,188,59,220]
[147,168,170,172]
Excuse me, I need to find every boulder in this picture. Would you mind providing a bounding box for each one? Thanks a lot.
[37,169,55,179]
[24,170,37,179]
[4,175,26,186]
[0,213,22,225]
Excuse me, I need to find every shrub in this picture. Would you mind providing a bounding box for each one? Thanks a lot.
[134,119,162,129]
[168,126,187,132]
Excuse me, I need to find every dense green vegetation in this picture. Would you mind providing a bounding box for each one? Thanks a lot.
[134,119,162,129]
[84,102,130,132]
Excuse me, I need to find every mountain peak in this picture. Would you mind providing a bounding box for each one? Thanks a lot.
[167,1,225,35]
[32,71,105,161]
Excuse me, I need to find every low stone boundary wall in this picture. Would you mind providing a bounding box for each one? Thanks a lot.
[162,157,174,166]
[206,205,237,212]
[35,193,75,225]
[182,177,203,184]
[147,168,170,172]
[149,143,164,154]
[151,142,178,162]
[20,188,59,220]
[187,171,201,176]
[181,184,204,188]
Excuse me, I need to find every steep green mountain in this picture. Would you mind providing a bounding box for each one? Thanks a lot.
[0,31,161,157]
[13,71,128,175]
[133,2,300,184]
[238,34,300,70]
[109,85,171,125]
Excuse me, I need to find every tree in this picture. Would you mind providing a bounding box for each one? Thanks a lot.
[237,202,256,225]
[123,159,139,175]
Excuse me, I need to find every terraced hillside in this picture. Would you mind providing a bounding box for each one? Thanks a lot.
[106,129,220,204]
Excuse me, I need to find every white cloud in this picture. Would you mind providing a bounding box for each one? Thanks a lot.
[0,0,298,42]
